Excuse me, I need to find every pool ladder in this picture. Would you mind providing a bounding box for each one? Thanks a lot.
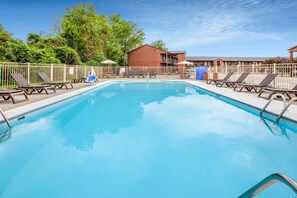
[239,173,297,197]
[260,95,297,122]
[0,108,12,128]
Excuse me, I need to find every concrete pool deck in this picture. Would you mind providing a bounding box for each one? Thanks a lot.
[185,80,297,122]
[0,79,297,123]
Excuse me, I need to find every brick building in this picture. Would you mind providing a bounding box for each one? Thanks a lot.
[288,45,297,62]
[186,56,267,67]
[128,44,186,73]
[128,44,267,73]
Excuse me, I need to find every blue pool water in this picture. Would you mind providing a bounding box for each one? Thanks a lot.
[0,82,297,197]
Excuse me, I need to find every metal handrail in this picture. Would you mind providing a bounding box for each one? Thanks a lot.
[277,97,297,122]
[0,108,12,128]
[239,173,297,198]
[260,94,287,116]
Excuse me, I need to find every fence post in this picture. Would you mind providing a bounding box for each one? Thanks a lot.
[27,63,30,84]
[273,63,276,74]
[63,64,67,82]
[252,63,255,84]
[50,64,54,81]
[0,64,2,90]
[273,63,277,87]
[84,65,87,77]
[75,65,78,79]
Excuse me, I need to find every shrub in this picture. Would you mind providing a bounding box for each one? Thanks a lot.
[84,60,101,66]
[54,47,81,65]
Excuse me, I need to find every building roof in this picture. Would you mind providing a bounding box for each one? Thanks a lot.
[128,44,186,55]
[186,56,268,62]
[169,51,186,54]
[128,44,168,54]
[288,45,297,51]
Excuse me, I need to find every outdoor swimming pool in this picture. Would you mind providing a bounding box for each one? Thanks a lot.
[0,81,297,197]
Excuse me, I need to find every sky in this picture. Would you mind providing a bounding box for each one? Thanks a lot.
[1,0,297,57]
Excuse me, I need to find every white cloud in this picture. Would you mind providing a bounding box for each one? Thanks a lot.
[132,0,297,50]
[142,94,273,140]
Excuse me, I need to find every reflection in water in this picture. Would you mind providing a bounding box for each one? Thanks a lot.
[0,128,11,144]
[261,118,289,139]
[88,92,96,106]
[47,82,194,151]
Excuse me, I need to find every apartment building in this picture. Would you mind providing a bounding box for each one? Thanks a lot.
[128,44,186,73]
[186,56,266,67]
[128,44,267,73]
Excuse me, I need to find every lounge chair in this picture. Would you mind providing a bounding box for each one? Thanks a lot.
[123,70,135,78]
[73,70,86,83]
[122,71,128,78]
[216,73,249,88]
[38,73,73,90]
[149,71,156,78]
[206,72,234,85]
[180,73,191,79]
[0,89,28,103]
[185,73,191,79]
[233,73,278,93]
[258,84,297,100]
[129,70,136,78]
[137,71,145,78]
[11,73,56,95]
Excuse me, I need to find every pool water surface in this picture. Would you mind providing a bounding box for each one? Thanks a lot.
[0,82,297,197]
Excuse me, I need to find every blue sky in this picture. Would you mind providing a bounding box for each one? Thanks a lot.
[1,0,297,57]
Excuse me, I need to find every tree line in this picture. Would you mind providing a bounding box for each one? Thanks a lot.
[263,57,297,64]
[0,3,168,66]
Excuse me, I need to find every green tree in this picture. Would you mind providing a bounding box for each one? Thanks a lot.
[54,47,81,65]
[37,48,61,64]
[264,57,290,64]
[5,40,33,62]
[0,25,14,61]
[0,25,12,43]
[151,39,168,51]
[27,33,42,46]
[27,33,67,49]
[26,33,79,64]
[84,60,101,66]
[59,3,109,62]
[1,3,146,65]
[108,14,145,65]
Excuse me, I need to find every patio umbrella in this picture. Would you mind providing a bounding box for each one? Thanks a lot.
[178,60,193,73]
[101,59,117,73]
[178,60,193,65]
[101,59,117,65]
